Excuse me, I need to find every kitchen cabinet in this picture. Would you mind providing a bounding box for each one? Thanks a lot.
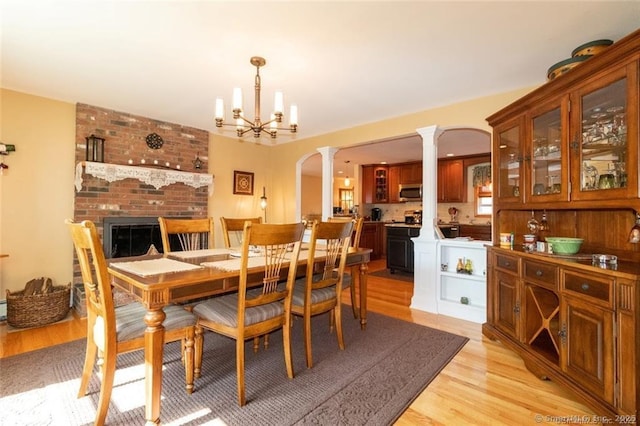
[437,159,465,203]
[489,33,638,210]
[362,162,420,204]
[359,221,385,260]
[484,246,638,419]
[400,162,422,184]
[388,165,401,203]
[361,165,389,203]
[386,225,419,273]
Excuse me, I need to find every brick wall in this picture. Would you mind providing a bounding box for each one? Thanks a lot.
[72,104,210,292]
[74,103,210,226]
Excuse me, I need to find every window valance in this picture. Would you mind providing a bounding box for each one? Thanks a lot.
[472,164,491,188]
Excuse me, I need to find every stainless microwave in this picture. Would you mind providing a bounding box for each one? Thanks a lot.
[398,183,422,201]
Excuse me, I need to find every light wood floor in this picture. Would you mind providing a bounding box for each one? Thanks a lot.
[1,259,596,425]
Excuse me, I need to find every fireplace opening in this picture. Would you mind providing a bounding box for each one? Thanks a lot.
[103,217,182,258]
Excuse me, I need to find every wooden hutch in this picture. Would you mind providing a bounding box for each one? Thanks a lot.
[483,29,640,420]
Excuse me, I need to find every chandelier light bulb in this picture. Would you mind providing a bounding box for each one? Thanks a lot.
[215,98,224,120]
[344,176,351,187]
[274,91,284,114]
[232,88,243,111]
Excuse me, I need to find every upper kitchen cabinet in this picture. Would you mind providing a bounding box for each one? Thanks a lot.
[438,158,465,203]
[488,30,639,210]
[362,162,421,204]
[362,165,389,203]
[388,165,401,203]
[400,162,423,184]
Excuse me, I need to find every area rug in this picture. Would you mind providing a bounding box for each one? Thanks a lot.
[369,268,414,282]
[0,310,467,426]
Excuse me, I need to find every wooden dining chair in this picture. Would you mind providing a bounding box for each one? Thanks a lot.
[328,216,363,318]
[220,216,262,248]
[291,219,354,368]
[66,219,202,426]
[192,221,305,406]
[158,217,214,253]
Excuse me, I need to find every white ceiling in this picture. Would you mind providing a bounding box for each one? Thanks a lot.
[2,1,638,177]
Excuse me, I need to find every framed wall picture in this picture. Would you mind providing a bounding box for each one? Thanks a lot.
[233,170,254,195]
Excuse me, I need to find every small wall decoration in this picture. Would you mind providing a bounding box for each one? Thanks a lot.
[233,170,254,195]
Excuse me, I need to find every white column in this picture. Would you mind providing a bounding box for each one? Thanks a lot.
[317,146,339,221]
[411,125,442,313]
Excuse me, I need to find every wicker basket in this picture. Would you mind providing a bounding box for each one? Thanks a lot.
[6,284,71,328]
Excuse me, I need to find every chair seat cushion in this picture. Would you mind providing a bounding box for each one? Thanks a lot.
[193,289,284,327]
[292,275,337,305]
[94,303,197,345]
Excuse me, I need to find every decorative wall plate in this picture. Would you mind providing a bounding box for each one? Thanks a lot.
[146,133,164,149]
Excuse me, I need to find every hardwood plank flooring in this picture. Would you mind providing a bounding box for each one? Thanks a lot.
[1,259,596,424]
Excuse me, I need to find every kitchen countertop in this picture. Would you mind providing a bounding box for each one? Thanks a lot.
[384,223,422,228]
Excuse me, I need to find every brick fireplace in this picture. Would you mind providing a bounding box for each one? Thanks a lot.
[72,104,212,313]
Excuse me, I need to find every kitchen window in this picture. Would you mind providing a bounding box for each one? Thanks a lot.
[475,185,492,216]
[339,188,354,213]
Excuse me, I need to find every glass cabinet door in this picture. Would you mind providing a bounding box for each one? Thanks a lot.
[495,119,524,202]
[528,98,568,202]
[374,166,388,202]
[572,64,637,200]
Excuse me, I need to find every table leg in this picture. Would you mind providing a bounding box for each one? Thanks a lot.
[359,262,368,330]
[144,307,166,425]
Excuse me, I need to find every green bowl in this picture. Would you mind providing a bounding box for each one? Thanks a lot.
[546,237,584,255]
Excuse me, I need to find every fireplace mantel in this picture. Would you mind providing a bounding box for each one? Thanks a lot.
[75,161,214,194]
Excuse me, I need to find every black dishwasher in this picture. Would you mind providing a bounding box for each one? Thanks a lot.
[386,226,420,273]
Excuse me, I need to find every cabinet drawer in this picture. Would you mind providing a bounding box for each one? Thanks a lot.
[523,260,558,291]
[562,270,613,306]
[495,253,519,274]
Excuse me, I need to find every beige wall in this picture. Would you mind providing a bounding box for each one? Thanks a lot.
[301,174,322,217]
[208,134,273,247]
[268,87,534,223]
[0,89,76,294]
[0,86,533,294]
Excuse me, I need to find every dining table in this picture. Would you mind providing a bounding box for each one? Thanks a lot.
[107,245,372,425]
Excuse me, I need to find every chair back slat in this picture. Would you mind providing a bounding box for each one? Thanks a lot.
[327,217,363,248]
[220,217,262,248]
[158,217,214,253]
[237,222,304,311]
[306,220,354,293]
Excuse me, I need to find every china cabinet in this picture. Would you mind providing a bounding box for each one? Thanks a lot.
[484,247,635,417]
[492,63,637,208]
[485,29,640,420]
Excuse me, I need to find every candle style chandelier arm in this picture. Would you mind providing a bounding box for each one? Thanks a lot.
[214,56,298,139]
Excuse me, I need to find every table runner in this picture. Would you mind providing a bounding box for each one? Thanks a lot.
[110,258,203,277]
[168,248,231,259]
[201,247,324,272]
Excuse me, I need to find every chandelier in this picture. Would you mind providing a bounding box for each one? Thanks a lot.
[214,56,298,139]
